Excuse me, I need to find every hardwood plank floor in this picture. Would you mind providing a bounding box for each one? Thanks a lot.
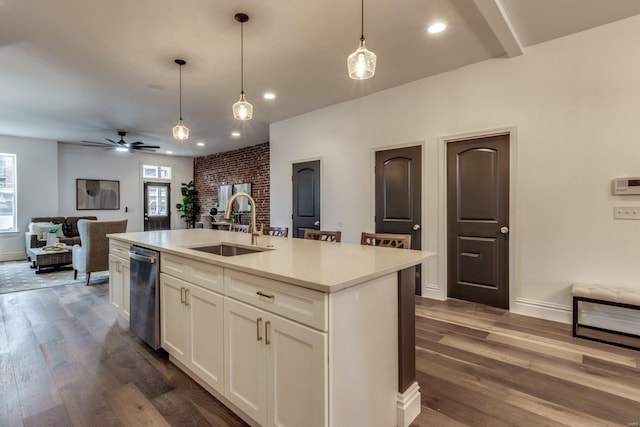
[1,280,639,426]
[413,298,640,426]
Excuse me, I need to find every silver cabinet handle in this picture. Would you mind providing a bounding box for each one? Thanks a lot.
[257,291,275,300]
[257,318,263,341]
[412,224,421,231]
[314,221,320,226]
[500,226,509,234]
[184,288,190,306]
[265,320,271,345]
[180,287,185,304]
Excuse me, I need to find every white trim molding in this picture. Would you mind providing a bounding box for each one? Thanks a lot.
[396,381,421,427]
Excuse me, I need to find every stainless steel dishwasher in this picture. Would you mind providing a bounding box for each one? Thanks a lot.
[128,245,160,350]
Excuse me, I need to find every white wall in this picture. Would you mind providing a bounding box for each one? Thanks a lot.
[270,15,640,323]
[58,144,194,232]
[0,136,59,261]
[0,139,193,260]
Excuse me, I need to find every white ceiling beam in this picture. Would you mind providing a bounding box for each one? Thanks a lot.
[472,0,523,57]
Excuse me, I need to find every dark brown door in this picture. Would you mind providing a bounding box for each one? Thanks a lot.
[292,160,320,238]
[144,182,171,231]
[375,146,422,294]
[447,134,509,308]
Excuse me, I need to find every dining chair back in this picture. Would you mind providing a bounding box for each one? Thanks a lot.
[303,229,342,242]
[360,232,411,249]
[229,223,249,233]
[263,226,289,237]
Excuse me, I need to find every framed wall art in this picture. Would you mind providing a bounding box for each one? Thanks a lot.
[76,179,120,210]
[218,184,233,212]
[233,183,252,212]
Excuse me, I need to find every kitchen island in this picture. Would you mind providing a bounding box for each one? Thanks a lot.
[108,229,435,427]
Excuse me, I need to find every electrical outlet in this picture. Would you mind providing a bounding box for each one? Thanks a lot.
[613,206,640,220]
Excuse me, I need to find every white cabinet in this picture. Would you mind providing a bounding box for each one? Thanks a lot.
[108,240,130,322]
[224,297,327,427]
[160,273,224,394]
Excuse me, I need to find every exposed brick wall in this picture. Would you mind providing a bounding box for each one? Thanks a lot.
[194,142,270,227]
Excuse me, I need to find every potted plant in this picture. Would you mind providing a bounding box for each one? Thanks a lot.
[176,181,201,228]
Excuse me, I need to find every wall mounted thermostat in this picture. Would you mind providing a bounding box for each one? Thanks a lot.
[613,177,640,195]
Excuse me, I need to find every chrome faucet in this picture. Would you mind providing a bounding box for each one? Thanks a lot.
[224,192,260,245]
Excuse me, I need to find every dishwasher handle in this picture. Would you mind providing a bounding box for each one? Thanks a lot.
[128,252,157,264]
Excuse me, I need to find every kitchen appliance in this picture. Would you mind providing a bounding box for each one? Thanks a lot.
[129,245,160,349]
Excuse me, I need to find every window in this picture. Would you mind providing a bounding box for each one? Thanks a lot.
[0,153,17,232]
[143,164,172,180]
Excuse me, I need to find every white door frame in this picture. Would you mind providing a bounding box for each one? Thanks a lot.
[435,126,518,308]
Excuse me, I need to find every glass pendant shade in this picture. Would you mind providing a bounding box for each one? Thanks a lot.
[173,119,189,140]
[173,59,189,140]
[232,92,253,120]
[348,39,376,80]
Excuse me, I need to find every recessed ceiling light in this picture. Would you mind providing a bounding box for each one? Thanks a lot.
[197,142,205,147]
[231,131,241,137]
[166,150,173,154]
[428,22,446,34]
[263,92,276,100]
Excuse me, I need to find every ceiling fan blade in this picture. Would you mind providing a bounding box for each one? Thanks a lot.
[81,140,110,146]
[140,145,160,149]
[105,138,117,144]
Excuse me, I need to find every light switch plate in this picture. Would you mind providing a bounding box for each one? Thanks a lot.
[613,206,640,220]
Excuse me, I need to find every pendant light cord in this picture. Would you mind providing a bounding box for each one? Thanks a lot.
[360,0,365,42]
[179,63,183,120]
[240,21,245,94]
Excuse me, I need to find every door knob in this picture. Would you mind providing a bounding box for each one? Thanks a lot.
[500,226,509,234]
[412,224,421,231]
[314,221,320,226]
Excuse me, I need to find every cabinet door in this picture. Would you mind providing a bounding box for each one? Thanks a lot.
[266,314,328,427]
[160,274,188,363]
[121,259,131,321]
[188,284,224,394]
[224,298,267,425]
[108,255,123,311]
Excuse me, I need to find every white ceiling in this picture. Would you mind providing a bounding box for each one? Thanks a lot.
[1,0,639,157]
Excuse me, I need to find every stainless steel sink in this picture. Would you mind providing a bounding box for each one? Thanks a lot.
[190,243,270,257]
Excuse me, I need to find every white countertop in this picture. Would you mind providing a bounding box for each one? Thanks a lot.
[109,229,436,293]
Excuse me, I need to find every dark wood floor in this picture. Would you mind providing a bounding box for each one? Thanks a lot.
[1,281,639,426]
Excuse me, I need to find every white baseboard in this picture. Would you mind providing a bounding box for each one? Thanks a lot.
[511,297,572,324]
[0,251,28,262]
[397,381,421,427]
[421,283,445,300]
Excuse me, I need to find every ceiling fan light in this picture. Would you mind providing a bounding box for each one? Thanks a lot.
[347,39,376,80]
[233,92,253,121]
[173,119,189,140]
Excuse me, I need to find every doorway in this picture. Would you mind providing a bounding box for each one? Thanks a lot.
[446,134,510,308]
[144,182,171,231]
[375,146,422,295]
[292,160,321,238]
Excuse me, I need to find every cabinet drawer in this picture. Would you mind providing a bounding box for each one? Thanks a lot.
[224,269,327,331]
[161,253,224,293]
[109,239,130,259]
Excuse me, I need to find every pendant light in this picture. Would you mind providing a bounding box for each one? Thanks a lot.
[232,13,253,121]
[172,59,189,140]
[347,0,376,80]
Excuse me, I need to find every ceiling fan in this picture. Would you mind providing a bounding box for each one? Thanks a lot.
[82,131,160,152]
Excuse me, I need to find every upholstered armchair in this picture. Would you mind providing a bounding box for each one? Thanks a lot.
[72,219,128,285]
